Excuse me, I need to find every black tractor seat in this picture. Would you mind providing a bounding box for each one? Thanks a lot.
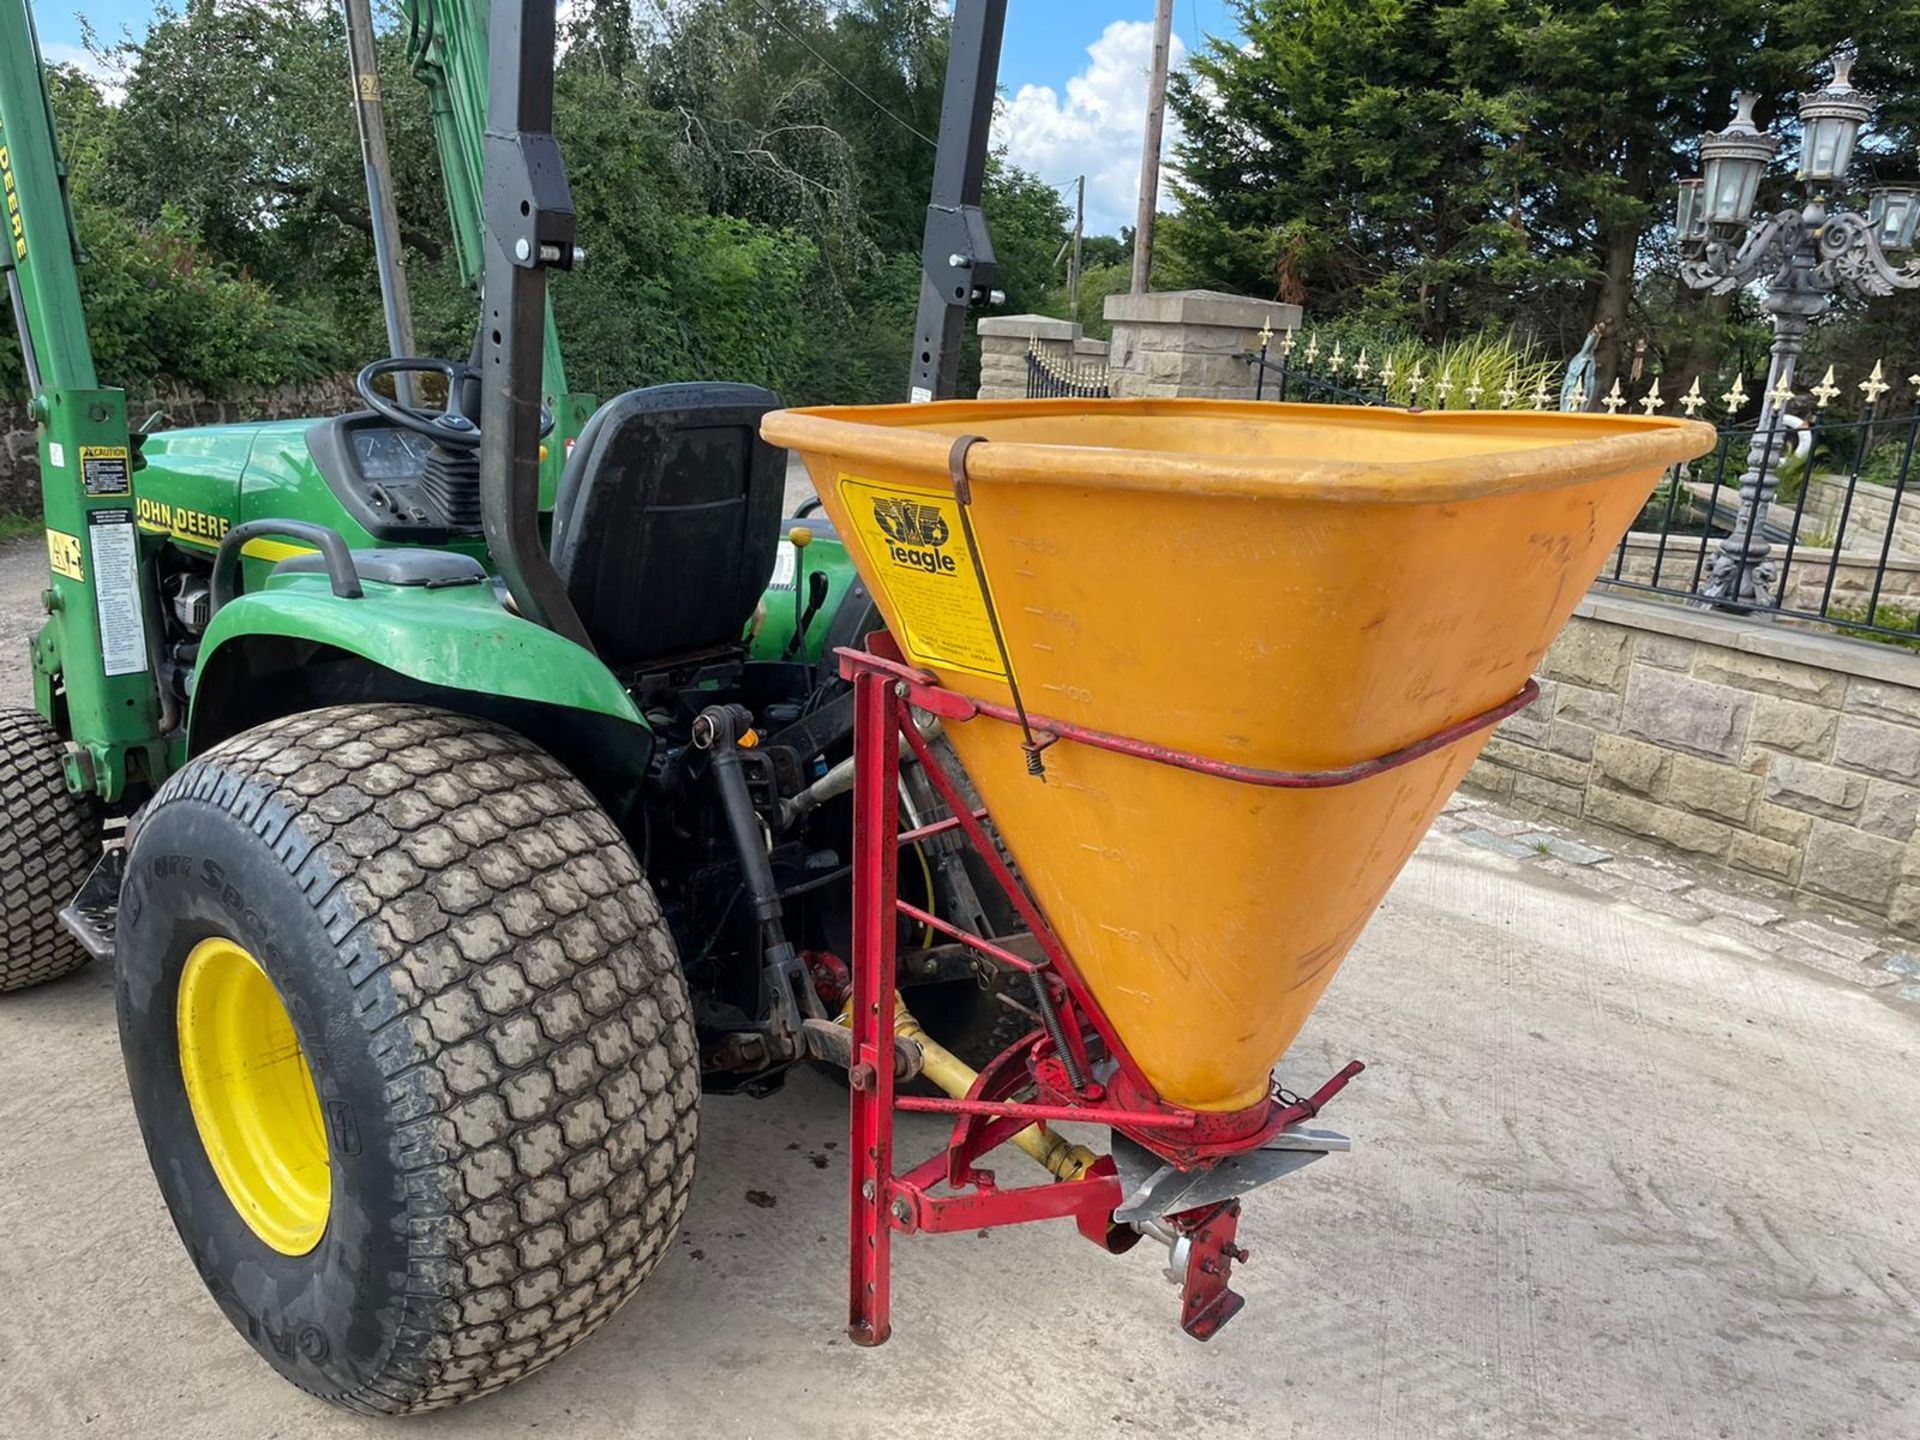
[549,382,786,670]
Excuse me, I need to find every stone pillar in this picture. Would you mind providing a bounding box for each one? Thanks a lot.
[1073,333,1112,367]
[1103,289,1303,401]
[976,314,1081,400]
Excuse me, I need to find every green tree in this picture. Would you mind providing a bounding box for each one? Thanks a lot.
[1168,0,1920,388]
[981,161,1072,314]
[0,59,352,398]
[5,0,1067,411]
[92,0,453,359]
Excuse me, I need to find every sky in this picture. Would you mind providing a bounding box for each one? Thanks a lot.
[994,2,1237,233]
[32,0,1240,237]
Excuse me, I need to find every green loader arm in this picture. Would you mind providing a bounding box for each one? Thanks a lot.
[1,0,166,800]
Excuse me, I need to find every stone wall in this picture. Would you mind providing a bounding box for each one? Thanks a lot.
[1469,590,1920,938]
[976,316,1110,401]
[1799,473,1920,560]
[0,376,360,514]
[1104,289,1301,401]
[976,291,1300,403]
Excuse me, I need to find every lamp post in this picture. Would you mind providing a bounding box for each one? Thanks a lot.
[1677,51,1919,610]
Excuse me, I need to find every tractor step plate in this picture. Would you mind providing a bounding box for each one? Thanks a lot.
[59,845,124,963]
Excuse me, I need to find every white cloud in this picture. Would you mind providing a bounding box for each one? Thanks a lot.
[39,42,129,105]
[992,20,1187,237]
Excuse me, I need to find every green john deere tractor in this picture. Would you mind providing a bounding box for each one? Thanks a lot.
[0,0,1017,1411]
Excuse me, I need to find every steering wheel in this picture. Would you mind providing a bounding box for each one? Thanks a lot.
[355,357,553,450]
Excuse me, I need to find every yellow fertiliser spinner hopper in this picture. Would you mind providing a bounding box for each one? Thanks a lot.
[762,397,1714,1344]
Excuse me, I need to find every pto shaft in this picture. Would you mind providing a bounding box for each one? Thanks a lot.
[877,996,1099,1182]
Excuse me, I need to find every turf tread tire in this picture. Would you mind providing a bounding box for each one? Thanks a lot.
[119,704,698,1414]
[0,707,101,992]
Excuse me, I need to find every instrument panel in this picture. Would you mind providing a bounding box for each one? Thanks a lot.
[348,425,438,483]
[306,413,473,543]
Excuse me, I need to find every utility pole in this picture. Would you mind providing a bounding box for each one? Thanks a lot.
[343,0,417,400]
[1130,0,1174,295]
[1068,174,1084,322]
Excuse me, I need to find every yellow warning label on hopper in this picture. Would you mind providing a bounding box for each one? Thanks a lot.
[840,475,1007,681]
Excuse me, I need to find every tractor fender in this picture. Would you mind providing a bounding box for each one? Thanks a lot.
[188,579,653,809]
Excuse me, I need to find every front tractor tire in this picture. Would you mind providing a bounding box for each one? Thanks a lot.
[0,707,102,992]
[117,704,699,1413]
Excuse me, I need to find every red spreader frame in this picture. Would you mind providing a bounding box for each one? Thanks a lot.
[837,634,1536,1347]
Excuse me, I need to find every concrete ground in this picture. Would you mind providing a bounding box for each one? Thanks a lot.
[2,534,1918,1439]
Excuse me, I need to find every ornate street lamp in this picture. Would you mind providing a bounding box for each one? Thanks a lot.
[1697,93,1777,228]
[1676,50,1920,609]
[1868,185,1920,252]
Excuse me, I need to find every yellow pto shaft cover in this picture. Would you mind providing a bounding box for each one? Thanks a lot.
[764,398,1715,1112]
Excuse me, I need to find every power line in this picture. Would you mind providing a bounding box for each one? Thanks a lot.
[762,8,937,150]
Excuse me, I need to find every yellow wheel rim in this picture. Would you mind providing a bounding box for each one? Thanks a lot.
[177,938,331,1255]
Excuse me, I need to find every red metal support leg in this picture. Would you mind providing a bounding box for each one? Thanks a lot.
[831,641,1365,1347]
[847,667,903,1346]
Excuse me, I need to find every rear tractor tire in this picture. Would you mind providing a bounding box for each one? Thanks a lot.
[0,707,102,992]
[117,704,699,1413]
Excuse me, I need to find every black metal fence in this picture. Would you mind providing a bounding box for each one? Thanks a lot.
[1243,338,1920,648]
[1024,348,1110,399]
[1247,347,1395,407]
[1598,402,1919,646]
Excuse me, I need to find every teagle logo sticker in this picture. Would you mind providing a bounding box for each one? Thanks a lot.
[870,496,955,573]
[840,476,1005,680]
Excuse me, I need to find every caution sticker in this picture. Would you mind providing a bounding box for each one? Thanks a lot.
[839,475,1006,681]
[80,445,131,497]
[47,528,83,582]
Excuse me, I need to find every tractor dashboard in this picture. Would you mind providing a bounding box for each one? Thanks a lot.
[348,423,437,482]
[304,412,478,546]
